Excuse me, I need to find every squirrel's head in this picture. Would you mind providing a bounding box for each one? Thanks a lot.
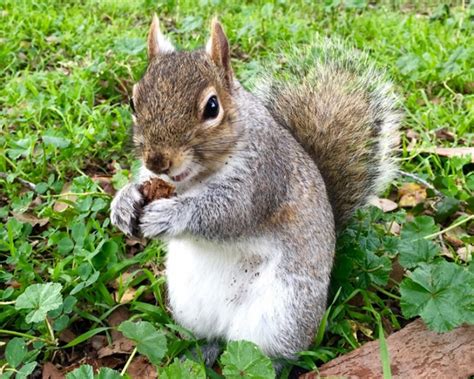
[131,15,238,184]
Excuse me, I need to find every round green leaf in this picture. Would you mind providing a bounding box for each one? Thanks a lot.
[15,283,63,323]
[5,337,27,368]
[117,320,167,365]
[221,341,275,379]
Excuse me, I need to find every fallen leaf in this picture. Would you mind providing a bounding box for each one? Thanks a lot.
[434,147,474,162]
[370,198,398,212]
[389,221,401,235]
[456,245,472,262]
[53,183,77,212]
[92,175,116,196]
[116,287,137,304]
[435,128,455,142]
[7,280,21,289]
[405,129,419,151]
[398,183,427,208]
[12,212,49,227]
[126,356,157,379]
[45,35,61,44]
[91,335,107,351]
[42,362,64,379]
[388,259,405,288]
[58,329,76,344]
[97,337,135,358]
[464,81,474,94]
[443,233,464,249]
[406,129,419,141]
[108,306,130,342]
[125,237,147,247]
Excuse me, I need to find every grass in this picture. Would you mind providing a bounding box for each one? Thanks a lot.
[0,0,473,378]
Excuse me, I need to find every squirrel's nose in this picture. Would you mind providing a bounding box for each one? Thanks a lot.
[145,153,171,174]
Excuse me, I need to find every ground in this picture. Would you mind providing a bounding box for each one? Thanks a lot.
[0,1,473,378]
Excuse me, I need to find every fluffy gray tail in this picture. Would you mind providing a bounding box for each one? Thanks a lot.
[256,39,401,229]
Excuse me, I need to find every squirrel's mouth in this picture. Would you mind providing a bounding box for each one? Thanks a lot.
[171,167,191,182]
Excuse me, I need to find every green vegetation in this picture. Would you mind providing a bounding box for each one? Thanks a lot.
[0,0,472,377]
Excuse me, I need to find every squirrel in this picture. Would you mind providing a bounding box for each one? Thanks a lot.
[110,15,400,367]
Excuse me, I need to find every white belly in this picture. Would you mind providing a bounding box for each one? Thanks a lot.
[166,235,292,354]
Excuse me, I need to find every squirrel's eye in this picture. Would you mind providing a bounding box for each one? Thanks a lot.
[129,98,136,113]
[203,95,219,120]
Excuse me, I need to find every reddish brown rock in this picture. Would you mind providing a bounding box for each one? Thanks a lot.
[301,319,474,379]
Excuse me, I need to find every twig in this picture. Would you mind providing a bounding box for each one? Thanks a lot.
[0,172,36,191]
[424,214,474,240]
[398,170,442,197]
[121,346,138,375]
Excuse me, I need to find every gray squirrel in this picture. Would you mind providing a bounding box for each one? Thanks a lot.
[110,15,400,366]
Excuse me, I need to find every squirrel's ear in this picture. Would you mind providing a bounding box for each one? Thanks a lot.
[206,18,232,80]
[147,14,175,59]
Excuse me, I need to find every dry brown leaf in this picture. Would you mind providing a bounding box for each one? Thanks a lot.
[45,35,61,44]
[42,362,64,379]
[53,183,77,212]
[370,198,398,212]
[126,356,157,379]
[125,237,147,247]
[406,129,419,141]
[464,81,474,94]
[434,147,474,162]
[97,337,135,358]
[456,246,473,262]
[92,175,116,196]
[405,129,419,151]
[12,212,49,227]
[398,183,426,208]
[389,221,401,236]
[7,280,21,289]
[435,127,455,142]
[388,259,405,288]
[91,335,107,351]
[58,329,76,344]
[110,272,135,290]
[107,306,131,342]
[443,233,464,248]
[117,287,137,304]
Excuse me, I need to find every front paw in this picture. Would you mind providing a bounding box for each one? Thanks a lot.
[139,198,184,239]
[110,183,144,237]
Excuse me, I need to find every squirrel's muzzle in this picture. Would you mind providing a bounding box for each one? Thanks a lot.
[144,151,171,174]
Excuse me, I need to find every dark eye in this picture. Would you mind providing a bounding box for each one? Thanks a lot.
[203,95,219,120]
[129,97,135,113]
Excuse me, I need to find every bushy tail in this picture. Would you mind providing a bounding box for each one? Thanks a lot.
[256,39,401,229]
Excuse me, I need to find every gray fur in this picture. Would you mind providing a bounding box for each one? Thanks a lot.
[110,22,400,361]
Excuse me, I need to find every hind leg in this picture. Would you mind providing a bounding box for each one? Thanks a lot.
[184,340,222,367]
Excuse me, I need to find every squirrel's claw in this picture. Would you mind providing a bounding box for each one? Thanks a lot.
[110,183,144,237]
[139,198,183,239]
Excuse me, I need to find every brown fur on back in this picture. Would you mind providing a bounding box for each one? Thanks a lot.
[258,42,401,229]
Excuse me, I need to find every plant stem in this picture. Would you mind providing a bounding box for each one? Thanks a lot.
[121,346,138,375]
[0,329,47,342]
[424,214,474,240]
[373,285,401,300]
[398,170,442,197]
[0,301,16,305]
[45,318,56,345]
[45,191,110,198]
